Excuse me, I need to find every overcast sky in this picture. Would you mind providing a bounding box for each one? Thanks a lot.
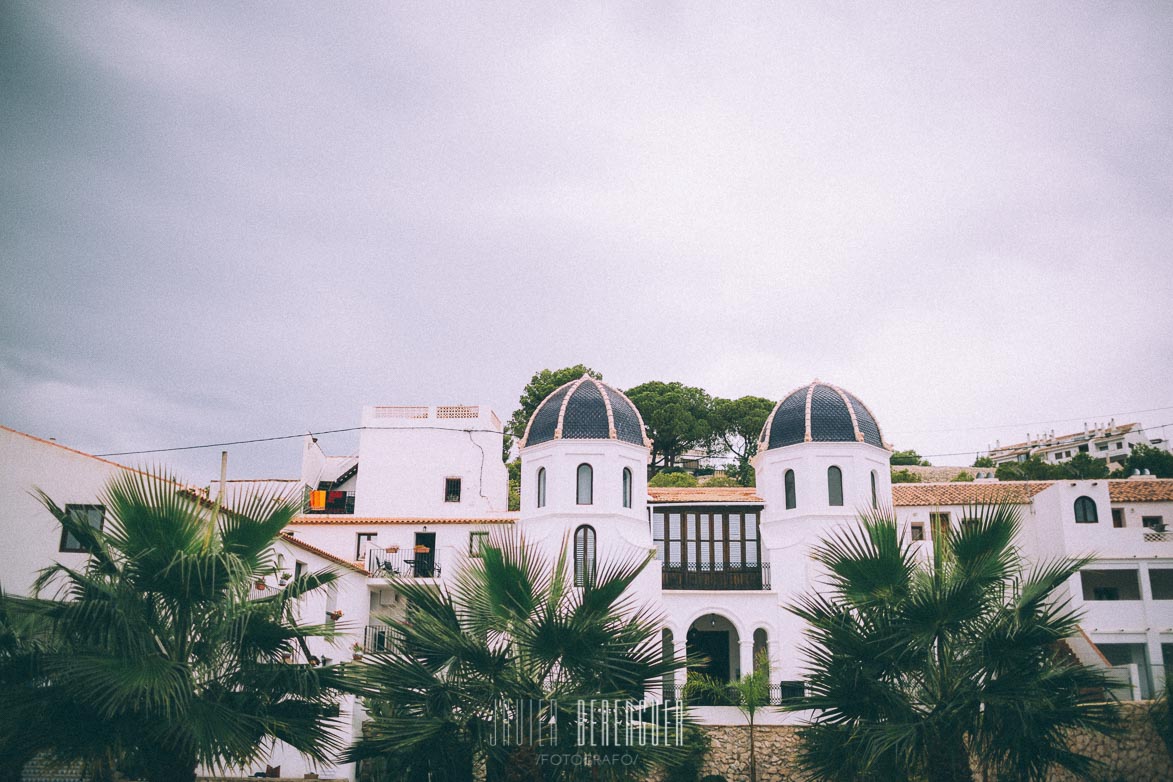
[2,2,1172,483]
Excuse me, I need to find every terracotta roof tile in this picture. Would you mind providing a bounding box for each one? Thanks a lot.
[647,487,763,504]
[290,515,517,525]
[1107,479,1173,502]
[892,482,1052,506]
[280,533,370,575]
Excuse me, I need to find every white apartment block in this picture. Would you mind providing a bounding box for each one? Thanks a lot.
[988,420,1169,468]
[4,379,1173,776]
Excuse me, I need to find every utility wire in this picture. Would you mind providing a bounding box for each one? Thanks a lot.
[94,410,1173,460]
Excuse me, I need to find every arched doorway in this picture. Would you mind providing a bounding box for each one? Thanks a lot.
[686,613,740,683]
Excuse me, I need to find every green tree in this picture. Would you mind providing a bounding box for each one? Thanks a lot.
[710,396,775,487]
[890,468,923,484]
[0,472,349,782]
[649,471,700,488]
[701,475,740,488]
[890,449,930,466]
[626,381,713,470]
[347,532,690,781]
[1061,452,1110,479]
[951,470,975,482]
[504,365,602,458]
[995,455,1062,481]
[685,650,772,782]
[973,455,995,468]
[1116,443,1173,478]
[788,503,1118,782]
[506,457,521,511]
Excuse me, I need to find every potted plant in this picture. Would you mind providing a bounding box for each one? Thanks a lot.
[277,570,291,585]
[281,650,292,663]
[386,545,399,553]
[326,609,343,621]
[352,642,364,661]
[414,544,430,554]
[254,578,267,590]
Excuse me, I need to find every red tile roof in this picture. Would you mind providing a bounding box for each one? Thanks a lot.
[290,515,517,525]
[892,482,1053,506]
[647,487,763,504]
[279,533,370,574]
[1107,479,1173,502]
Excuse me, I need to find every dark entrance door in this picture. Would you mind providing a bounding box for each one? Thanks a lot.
[687,628,730,683]
[413,532,436,577]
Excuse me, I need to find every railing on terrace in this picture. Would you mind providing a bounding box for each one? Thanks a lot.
[303,488,355,515]
[661,561,770,590]
[364,624,403,654]
[366,547,441,578]
[664,681,804,706]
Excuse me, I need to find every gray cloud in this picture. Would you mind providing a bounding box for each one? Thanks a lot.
[2,1,1171,480]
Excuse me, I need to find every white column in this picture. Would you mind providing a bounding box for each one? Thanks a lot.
[738,639,754,682]
[674,637,688,694]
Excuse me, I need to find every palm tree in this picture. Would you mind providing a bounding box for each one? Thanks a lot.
[0,470,351,782]
[346,531,690,781]
[788,503,1118,782]
[684,649,772,782]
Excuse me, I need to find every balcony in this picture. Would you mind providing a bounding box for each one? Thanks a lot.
[303,489,355,515]
[366,546,441,579]
[662,562,770,590]
[363,624,403,654]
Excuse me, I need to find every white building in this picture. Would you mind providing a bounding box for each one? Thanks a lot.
[4,378,1173,775]
[988,420,1168,468]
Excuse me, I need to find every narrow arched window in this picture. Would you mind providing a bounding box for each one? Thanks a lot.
[536,467,546,508]
[574,525,596,587]
[828,466,844,506]
[622,467,633,508]
[784,469,797,510]
[577,463,593,505]
[1074,496,1098,523]
[870,470,878,509]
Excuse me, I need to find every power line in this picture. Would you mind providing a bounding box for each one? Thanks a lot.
[94,426,504,457]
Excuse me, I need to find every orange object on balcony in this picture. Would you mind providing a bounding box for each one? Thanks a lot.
[309,490,326,510]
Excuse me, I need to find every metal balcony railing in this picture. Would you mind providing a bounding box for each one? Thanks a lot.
[363,624,403,654]
[366,547,441,578]
[667,680,804,706]
[661,561,770,590]
[303,489,355,515]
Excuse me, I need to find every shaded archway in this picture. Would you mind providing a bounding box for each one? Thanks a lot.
[686,613,740,683]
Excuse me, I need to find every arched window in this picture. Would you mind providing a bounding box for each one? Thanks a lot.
[1074,496,1098,523]
[828,466,844,506]
[536,467,546,508]
[622,467,633,508]
[870,470,878,509]
[577,463,593,505]
[784,469,797,510]
[574,525,596,587]
[753,628,769,674]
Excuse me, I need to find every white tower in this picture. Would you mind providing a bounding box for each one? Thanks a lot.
[517,375,655,590]
[751,380,891,680]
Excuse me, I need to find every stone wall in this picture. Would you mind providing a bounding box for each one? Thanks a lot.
[692,702,1173,782]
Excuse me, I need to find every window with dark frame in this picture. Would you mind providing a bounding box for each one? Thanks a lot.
[784,469,797,510]
[445,477,462,503]
[651,508,762,569]
[536,467,546,508]
[1074,496,1098,523]
[294,560,307,581]
[1143,516,1164,530]
[827,466,844,506]
[576,463,593,505]
[622,467,633,508]
[910,522,925,541]
[573,525,596,587]
[870,471,878,509]
[1112,508,1125,528]
[58,504,105,553]
[356,532,377,560]
[469,531,489,557]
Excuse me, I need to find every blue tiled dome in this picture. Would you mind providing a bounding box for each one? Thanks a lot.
[760,381,884,450]
[521,375,649,448]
